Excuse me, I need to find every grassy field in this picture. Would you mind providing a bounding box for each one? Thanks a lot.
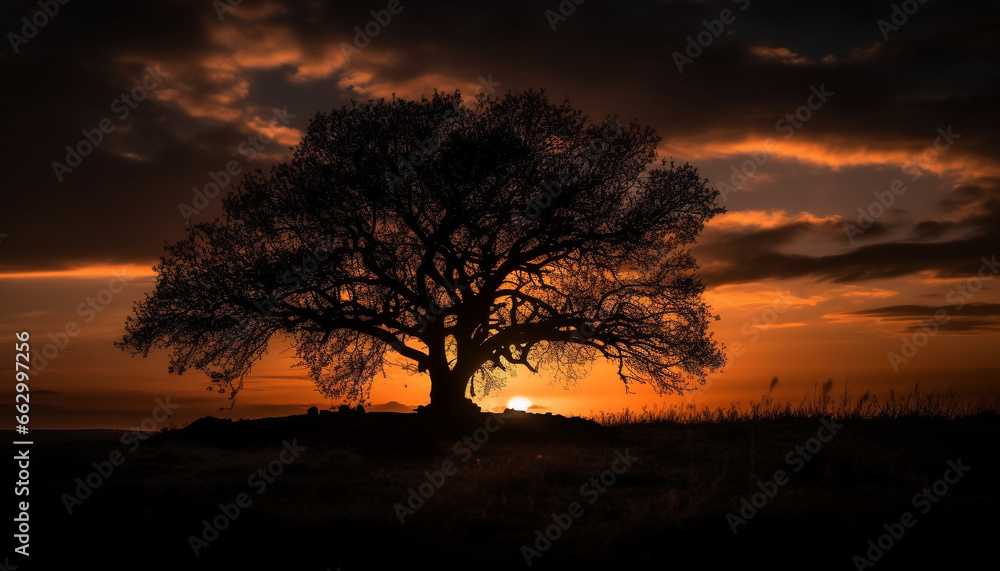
[26,387,998,570]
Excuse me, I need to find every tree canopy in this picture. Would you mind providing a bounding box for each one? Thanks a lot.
[118,89,726,419]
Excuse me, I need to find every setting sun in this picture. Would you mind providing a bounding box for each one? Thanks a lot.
[507,396,532,411]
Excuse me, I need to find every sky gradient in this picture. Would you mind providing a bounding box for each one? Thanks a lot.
[2,0,998,428]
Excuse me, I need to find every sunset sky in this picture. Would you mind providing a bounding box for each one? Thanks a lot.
[2,0,998,429]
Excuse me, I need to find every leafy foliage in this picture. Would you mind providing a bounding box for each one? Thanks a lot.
[118,89,726,413]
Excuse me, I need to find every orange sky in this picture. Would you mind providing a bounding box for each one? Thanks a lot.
[2,254,996,429]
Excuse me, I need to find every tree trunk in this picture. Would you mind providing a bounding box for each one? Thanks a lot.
[421,369,481,422]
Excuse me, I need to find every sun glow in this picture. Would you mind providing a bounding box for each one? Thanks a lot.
[507,396,532,411]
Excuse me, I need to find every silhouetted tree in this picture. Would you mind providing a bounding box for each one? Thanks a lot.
[118,90,726,421]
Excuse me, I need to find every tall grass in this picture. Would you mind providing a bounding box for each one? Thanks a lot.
[589,383,1000,426]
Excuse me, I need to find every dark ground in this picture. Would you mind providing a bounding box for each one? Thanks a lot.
[18,410,998,570]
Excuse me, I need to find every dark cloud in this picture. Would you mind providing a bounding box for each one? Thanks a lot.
[696,178,1000,284]
[0,0,998,277]
[699,232,1000,284]
[839,302,1000,334]
[848,303,1000,318]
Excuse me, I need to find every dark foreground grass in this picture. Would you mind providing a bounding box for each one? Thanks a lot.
[25,389,998,570]
[590,383,1000,424]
